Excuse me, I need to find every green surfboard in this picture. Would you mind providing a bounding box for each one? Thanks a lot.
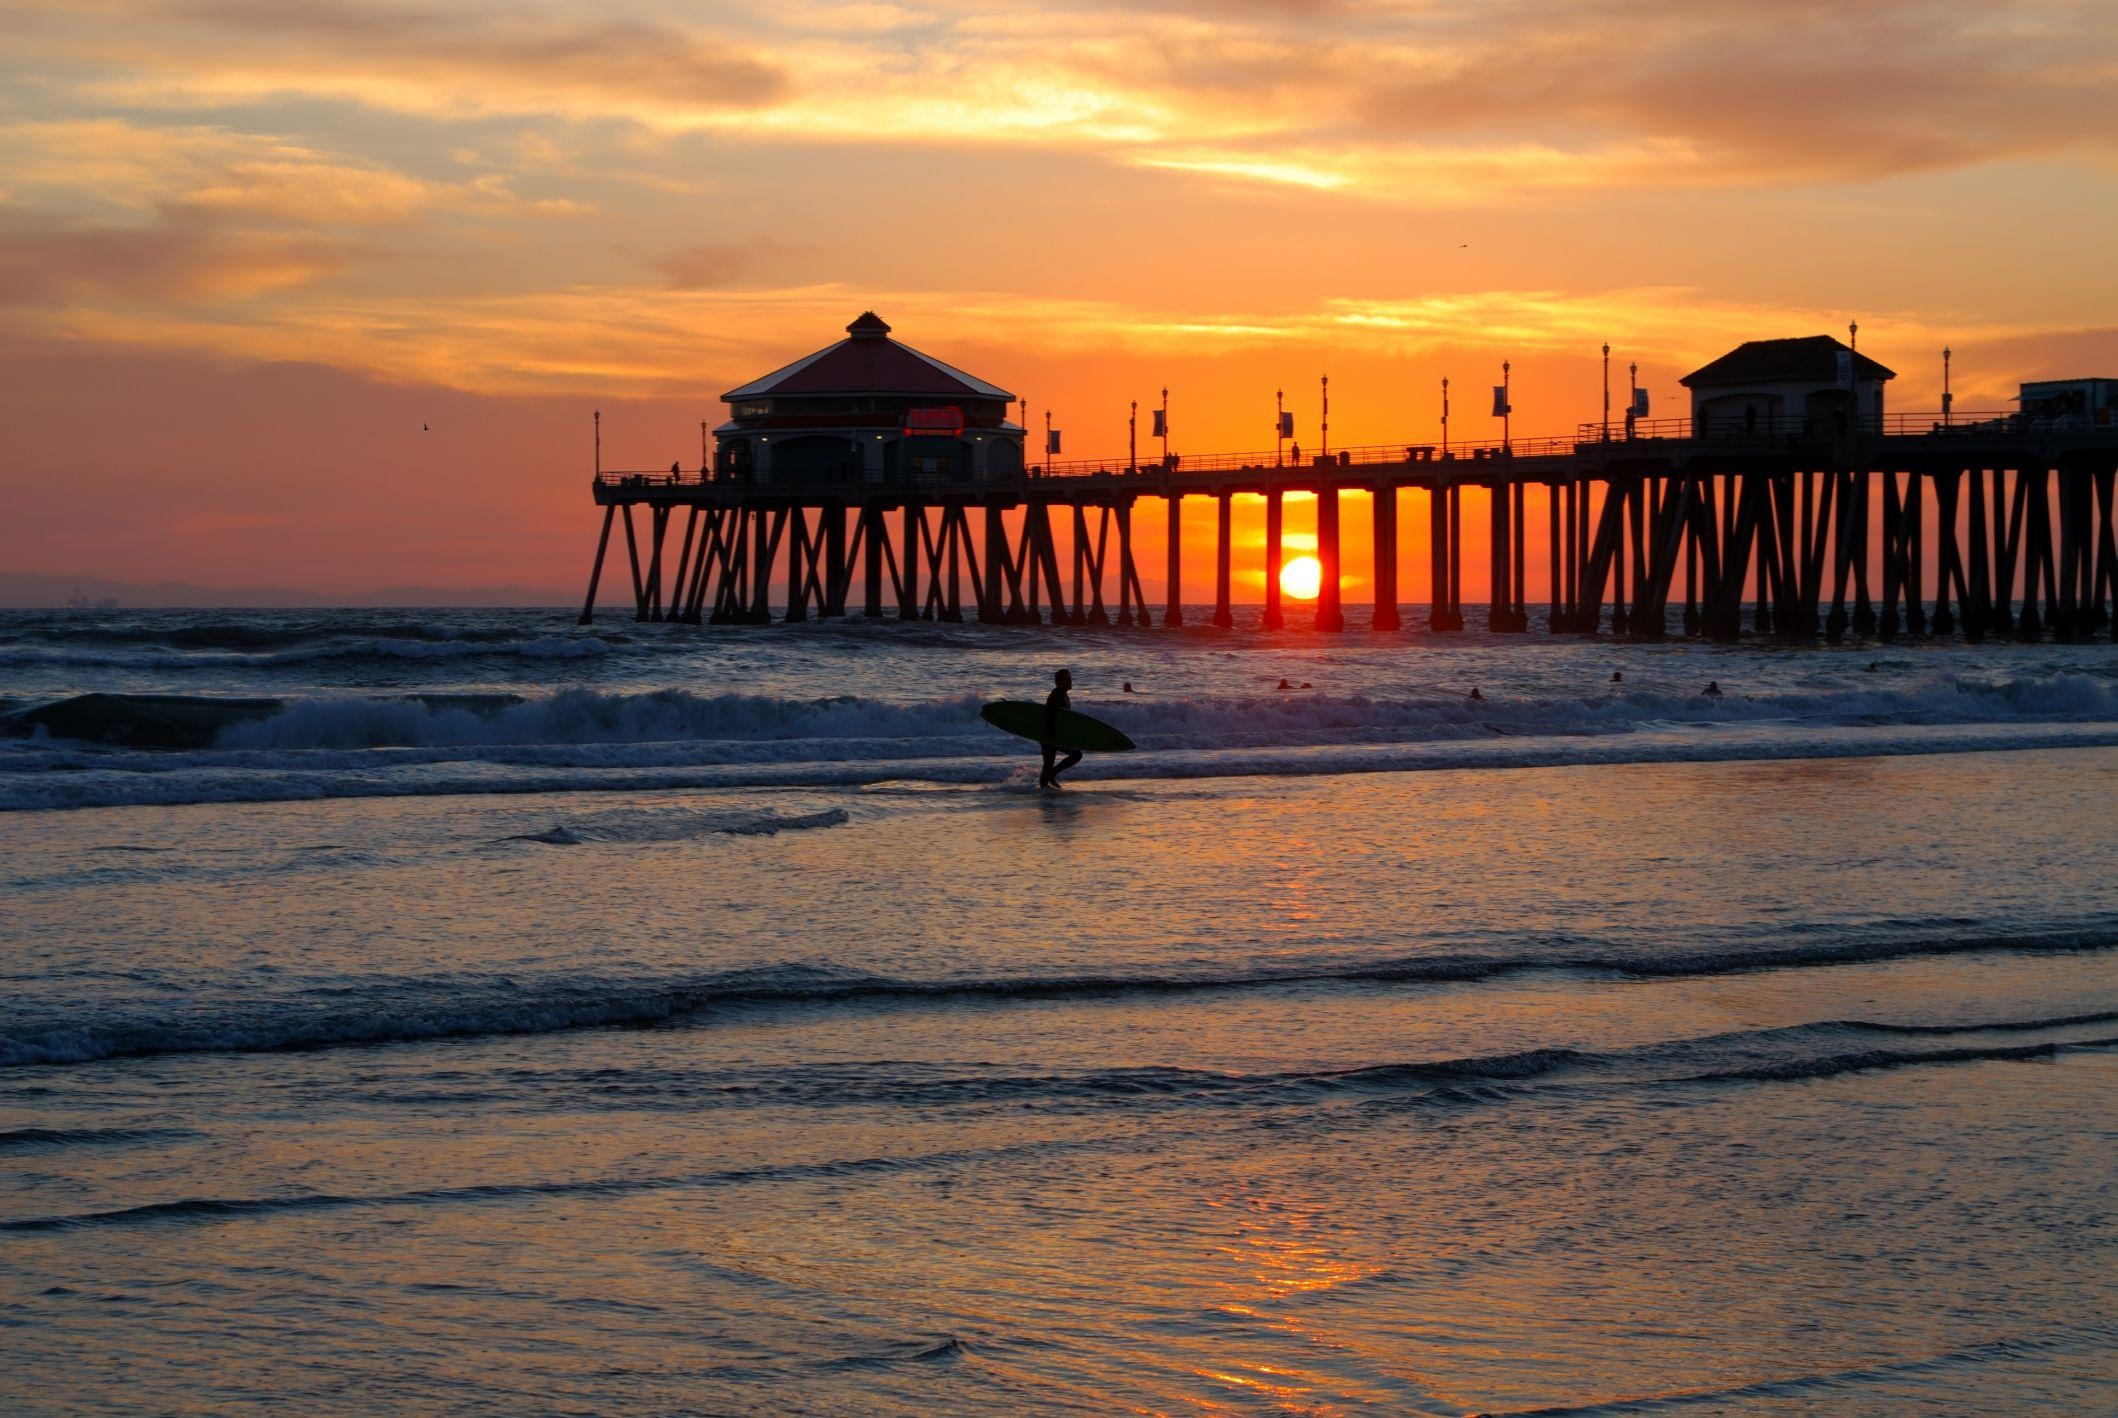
[980,700,1136,753]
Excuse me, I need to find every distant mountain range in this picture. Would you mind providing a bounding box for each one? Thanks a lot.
[0,571,573,609]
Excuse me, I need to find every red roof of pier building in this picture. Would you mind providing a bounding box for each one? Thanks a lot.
[722,312,1014,403]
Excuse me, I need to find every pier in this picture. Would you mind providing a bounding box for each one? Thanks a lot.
[580,319,2118,643]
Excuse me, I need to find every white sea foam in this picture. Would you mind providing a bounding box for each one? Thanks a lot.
[5,720,2118,811]
[496,805,851,845]
[194,673,2118,754]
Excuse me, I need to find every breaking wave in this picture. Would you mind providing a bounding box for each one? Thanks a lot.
[0,617,538,651]
[494,805,850,846]
[5,1014,2112,1239]
[14,672,2115,753]
[0,613,642,676]
[4,670,2117,809]
[5,931,2112,1069]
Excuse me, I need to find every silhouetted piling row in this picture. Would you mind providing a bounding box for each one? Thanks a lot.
[584,426,2118,642]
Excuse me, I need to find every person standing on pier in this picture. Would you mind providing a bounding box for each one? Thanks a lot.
[1040,669,1082,790]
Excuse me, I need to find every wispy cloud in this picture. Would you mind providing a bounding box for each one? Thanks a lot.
[0,210,357,304]
[8,0,2111,196]
[8,277,2033,397]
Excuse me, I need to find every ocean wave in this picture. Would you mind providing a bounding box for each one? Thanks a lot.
[0,633,618,670]
[494,805,850,846]
[11,673,2118,758]
[214,687,996,752]
[0,1125,196,1151]
[217,673,2118,751]
[649,1017,2118,1110]
[7,1017,2109,1235]
[0,617,535,651]
[0,1138,1077,1234]
[1496,1321,2118,1416]
[5,933,2111,1069]
[6,668,2117,775]
[5,718,2118,810]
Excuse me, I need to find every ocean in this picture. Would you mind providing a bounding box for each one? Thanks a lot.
[3,606,2116,1414]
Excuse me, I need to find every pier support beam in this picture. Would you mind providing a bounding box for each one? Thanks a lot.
[981,505,1009,624]
[1213,492,1234,629]
[1317,487,1344,631]
[2096,467,2118,640]
[1373,485,1400,631]
[1263,490,1285,630]
[1115,499,1140,626]
[1163,493,1183,627]
[1428,485,1451,631]
[1512,480,1528,631]
[900,505,922,620]
[1488,479,1514,631]
[1547,482,1565,632]
[578,504,615,625]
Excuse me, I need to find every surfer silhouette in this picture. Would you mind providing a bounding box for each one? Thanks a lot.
[1039,669,1082,789]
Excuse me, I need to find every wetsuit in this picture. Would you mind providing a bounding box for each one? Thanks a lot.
[1040,684,1082,787]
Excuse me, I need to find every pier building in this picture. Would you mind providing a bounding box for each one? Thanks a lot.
[2019,379,2118,428]
[1681,336,1892,436]
[712,312,1023,485]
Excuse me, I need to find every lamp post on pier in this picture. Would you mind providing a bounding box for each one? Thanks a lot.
[1160,386,1170,467]
[1320,375,1330,461]
[1943,347,1953,428]
[1129,400,1137,474]
[1627,362,1638,440]
[1602,343,1611,442]
[1850,320,1861,434]
[1501,360,1512,453]
[1441,377,1449,456]
[1276,388,1285,468]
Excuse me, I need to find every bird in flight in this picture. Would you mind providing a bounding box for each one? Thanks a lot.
[422,423,429,431]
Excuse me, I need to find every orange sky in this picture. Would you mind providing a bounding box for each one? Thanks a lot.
[3,0,2116,600]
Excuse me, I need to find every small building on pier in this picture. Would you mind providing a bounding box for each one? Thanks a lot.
[2019,378,2118,428]
[713,312,1023,486]
[1681,335,1894,435]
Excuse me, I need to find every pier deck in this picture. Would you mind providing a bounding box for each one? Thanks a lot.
[581,415,2118,643]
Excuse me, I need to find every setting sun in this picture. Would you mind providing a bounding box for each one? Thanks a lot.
[1279,555,1323,601]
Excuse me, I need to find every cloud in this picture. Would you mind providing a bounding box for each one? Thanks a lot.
[8,0,2111,202]
[0,119,595,229]
[652,239,804,290]
[176,159,437,226]
[30,0,788,118]
[1344,0,2118,183]
[5,274,2038,399]
[0,211,357,305]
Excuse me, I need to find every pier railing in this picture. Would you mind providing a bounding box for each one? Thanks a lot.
[597,412,2036,492]
[1582,411,2013,442]
[1034,435,1583,478]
